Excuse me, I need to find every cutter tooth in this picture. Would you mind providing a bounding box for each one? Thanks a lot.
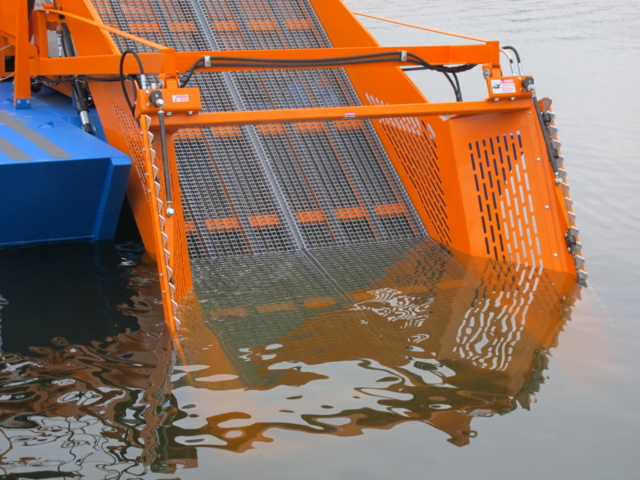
[547,126,559,138]
[557,168,567,179]
[562,183,570,196]
[551,139,561,151]
[573,242,583,254]
[162,232,169,247]
[574,255,586,269]
[568,212,576,225]
[564,197,573,209]
[578,270,589,282]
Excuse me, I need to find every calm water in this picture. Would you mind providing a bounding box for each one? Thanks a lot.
[1,0,639,478]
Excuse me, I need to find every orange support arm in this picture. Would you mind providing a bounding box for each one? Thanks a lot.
[29,45,500,76]
[151,99,531,130]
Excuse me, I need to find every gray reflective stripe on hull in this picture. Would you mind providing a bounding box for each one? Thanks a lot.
[0,134,31,161]
[0,113,71,159]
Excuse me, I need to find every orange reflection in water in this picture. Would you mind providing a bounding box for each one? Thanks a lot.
[0,239,580,477]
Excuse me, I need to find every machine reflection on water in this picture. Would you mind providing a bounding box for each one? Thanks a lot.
[0,238,579,477]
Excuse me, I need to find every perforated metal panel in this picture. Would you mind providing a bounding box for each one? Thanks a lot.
[114,105,150,205]
[93,0,426,259]
[469,132,543,269]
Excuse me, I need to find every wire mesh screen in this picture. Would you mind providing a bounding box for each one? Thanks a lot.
[92,0,427,258]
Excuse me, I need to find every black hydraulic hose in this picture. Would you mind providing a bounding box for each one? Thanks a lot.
[58,20,94,134]
[442,72,463,102]
[502,46,523,75]
[179,51,477,102]
[453,72,462,101]
[502,46,521,64]
[119,50,146,117]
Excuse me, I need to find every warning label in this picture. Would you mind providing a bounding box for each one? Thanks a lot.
[172,94,190,103]
[491,78,517,95]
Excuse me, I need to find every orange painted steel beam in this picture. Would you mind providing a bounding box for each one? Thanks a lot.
[151,99,531,129]
[29,44,497,76]
[13,0,31,106]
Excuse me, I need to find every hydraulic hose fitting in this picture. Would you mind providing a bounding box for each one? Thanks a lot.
[150,90,165,108]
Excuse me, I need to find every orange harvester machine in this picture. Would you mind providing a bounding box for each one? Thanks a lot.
[0,0,586,330]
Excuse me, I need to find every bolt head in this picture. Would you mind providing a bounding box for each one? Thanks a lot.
[146,103,151,107]
[483,68,491,79]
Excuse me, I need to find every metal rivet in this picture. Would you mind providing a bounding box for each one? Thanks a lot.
[536,157,541,161]
[545,205,550,209]
[146,103,151,107]
[528,111,532,115]
[553,253,558,258]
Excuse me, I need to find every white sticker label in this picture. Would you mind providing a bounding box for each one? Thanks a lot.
[344,111,356,118]
[491,78,517,94]
[172,94,190,103]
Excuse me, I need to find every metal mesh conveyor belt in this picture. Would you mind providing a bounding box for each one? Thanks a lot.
[92,0,427,258]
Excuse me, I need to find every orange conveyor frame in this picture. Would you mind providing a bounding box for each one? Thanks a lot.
[0,0,586,330]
